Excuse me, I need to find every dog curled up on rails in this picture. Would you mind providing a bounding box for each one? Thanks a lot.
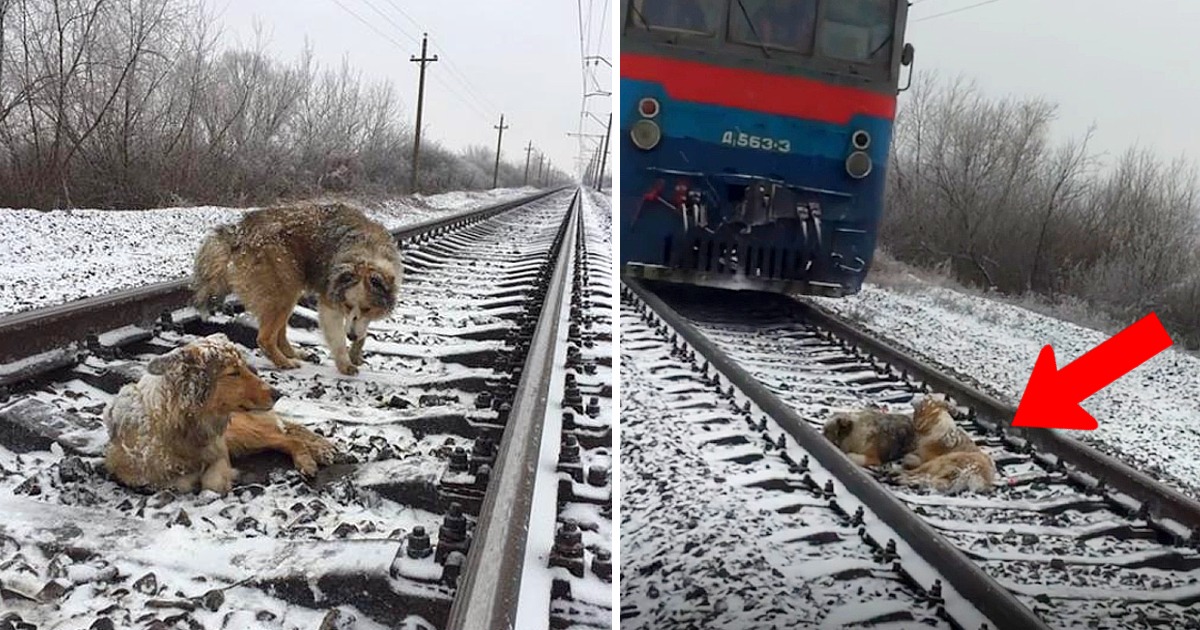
[103,334,337,495]
[191,202,401,375]
[822,406,917,468]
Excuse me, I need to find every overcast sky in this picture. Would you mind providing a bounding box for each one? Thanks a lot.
[906,0,1200,165]
[214,0,612,179]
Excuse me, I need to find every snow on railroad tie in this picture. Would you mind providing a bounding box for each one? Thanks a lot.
[0,191,606,630]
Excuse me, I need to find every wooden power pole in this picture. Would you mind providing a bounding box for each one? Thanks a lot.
[491,114,509,189]
[537,154,545,186]
[523,141,534,185]
[409,33,438,193]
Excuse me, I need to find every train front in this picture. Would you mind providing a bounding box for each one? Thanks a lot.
[619,0,912,296]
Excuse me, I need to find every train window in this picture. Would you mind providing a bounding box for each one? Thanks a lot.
[816,0,894,64]
[729,0,819,54]
[627,0,723,35]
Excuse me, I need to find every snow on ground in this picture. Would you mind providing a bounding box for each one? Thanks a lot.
[0,186,540,316]
[583,188,612,244]
[810,283,1200,500]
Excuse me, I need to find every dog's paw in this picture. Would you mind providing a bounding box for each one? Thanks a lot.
[350,351,365,366]
[273,357,303,370]
[311,439,339,466]
[335,361,359,376]
[201,465,237,496]
[293,452,319,478]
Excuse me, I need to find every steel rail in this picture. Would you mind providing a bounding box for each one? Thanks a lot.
[0,187,567,366]
[626,277,1049,630]
[798,299,1200,533]
[445,191,580,629]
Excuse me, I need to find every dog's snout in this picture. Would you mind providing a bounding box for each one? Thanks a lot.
[346,330,359,342]
[269,387,284,403]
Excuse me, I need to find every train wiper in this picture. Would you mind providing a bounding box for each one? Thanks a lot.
[628,2,653,30]
[868,32,893,59]
[734,0,772,58]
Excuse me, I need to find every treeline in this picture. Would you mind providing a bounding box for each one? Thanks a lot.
[881,73,1200,346]
[0,0,567,210]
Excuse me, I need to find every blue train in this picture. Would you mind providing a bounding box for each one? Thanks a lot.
[620,0,914,296]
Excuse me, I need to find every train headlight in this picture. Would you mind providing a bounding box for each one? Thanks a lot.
[638,97,660,118]
[851,130,871,151]
[846,151,872,179]
[631,119,662,150]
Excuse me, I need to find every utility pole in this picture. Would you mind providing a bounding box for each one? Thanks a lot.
[409,33,438,193]
[523,141,534,186]
[595,113,612,192]
[537,154,545,186]
[491,114,509,189]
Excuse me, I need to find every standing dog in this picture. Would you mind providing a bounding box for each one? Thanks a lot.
[822,407,917,468]
[103,334,337,495]
[897,395,997,493]
[191,203,401,375]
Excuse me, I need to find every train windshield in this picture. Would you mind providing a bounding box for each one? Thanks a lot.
[627,0,724,36]
[729,0,819,54]
[817,0,894,64]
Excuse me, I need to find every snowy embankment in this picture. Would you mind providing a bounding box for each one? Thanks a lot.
[0,187,539,316]
[810,284,1200,499]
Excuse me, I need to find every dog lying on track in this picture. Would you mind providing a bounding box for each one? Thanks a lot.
[191,202,401,375]
[822,407,917,468]
[103,334,337,495]
[822,395,997,494]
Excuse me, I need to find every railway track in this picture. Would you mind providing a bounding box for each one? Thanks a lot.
[0,188,614,630]
[623,279,1200,630]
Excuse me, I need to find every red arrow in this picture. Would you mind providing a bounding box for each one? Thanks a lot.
[1011,313,1173,430]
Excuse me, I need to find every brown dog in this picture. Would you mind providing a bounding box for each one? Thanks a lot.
[898,395,996,493]
[103,334,336,495]
[898,451,997,494]
[191,203,401,375]
[904,395,984,466]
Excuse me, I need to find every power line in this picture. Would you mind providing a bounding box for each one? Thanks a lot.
[351,0,494,122]
[327,0,493,123]
[373,0,503,115]
[914,0,1004,22]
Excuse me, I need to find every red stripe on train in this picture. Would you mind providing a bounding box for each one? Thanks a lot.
[621,53,896,124]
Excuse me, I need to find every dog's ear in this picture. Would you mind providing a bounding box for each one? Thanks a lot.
[328,263,358,301]
[823,415,852,443]
[147,348,185,375]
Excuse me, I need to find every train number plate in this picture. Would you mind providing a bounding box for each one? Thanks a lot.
[720,131,791,153]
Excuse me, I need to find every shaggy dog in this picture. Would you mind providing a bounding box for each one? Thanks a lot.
[103,334,337,495]
[897,395,997,493]
[191,202,401,375]
[822,407,917,468]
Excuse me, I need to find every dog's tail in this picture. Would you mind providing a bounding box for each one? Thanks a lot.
[191,225,236,316]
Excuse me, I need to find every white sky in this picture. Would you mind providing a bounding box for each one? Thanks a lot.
[213,0,612,178]
[905,0,1200,165]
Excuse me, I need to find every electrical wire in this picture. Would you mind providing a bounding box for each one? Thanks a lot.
[914,0,1004,23]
